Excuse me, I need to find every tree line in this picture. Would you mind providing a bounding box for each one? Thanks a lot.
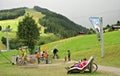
[103,21,120,32]
[0,7,26,20]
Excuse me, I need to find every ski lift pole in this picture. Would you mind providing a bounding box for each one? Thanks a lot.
[2,25,11,51]
[6,30,10,51]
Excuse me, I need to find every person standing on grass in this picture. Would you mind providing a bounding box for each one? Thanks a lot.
[36,51,41,64]
[67,50,71,61]
[53,48,59,59]
[44,51,49,64]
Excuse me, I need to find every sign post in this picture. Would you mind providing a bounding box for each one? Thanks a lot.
[89,17,104,57]
[100,17,104,57]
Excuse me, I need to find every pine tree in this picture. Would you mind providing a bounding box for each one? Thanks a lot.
[17,14,39,54]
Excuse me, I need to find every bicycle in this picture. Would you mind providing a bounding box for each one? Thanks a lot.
[16,55,36,65]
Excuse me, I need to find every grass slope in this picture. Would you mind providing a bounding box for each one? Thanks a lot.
[0,8,44,32]
[41,31,120,67]
[0,31,120,76]
[0,49,118,76]
[0,8,46,49]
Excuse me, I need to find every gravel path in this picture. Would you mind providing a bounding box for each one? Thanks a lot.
[98,65,120,76]
[20,59,120,76]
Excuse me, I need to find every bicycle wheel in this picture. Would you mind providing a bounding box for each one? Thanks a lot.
[92,63,98,73]
[17,58,23,65]
[17,57,26,65]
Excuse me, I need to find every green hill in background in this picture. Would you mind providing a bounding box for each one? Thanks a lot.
[34,6,89,38]
[0,7,44,32]
[0,6,89,50]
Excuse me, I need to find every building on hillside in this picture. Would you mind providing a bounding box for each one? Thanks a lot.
[112,26,120,30]
[78,32,85,35]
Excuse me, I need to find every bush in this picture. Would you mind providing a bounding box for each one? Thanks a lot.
[1,37,6,45]
[0,26,2,31]
[9,39,20,49]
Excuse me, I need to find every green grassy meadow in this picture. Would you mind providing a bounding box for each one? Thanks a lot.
[41,30,120,67]
[0,50,118,76]
[0,30,120,76]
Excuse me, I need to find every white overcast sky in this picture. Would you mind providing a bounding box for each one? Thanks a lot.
[0,0,120,28]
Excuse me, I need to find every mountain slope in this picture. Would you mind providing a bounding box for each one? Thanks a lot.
[0,7,26,20]
[0,7,45,50]
[0,8,44,32]
[34,6,89,38]
[0,6,89,49]
[0,6,89,38]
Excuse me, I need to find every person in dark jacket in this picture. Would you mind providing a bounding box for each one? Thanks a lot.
[53,48,59,59]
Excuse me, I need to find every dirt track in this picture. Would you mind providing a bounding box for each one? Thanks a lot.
[20,59,120,76]
[98,65,120,76]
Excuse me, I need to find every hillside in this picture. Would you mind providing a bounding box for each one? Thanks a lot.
[34,6,89,38]
[0,30,120,69]
[0,6,89,37]
[0,6,89,49]
[41,30,120,67]
[0,7,45,49]
[0,7,26,20]
[0,8,44,32]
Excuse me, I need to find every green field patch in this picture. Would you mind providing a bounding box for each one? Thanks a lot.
[41,31,120,67]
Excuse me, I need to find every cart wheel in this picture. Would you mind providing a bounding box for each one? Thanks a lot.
[92,63,98,73]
